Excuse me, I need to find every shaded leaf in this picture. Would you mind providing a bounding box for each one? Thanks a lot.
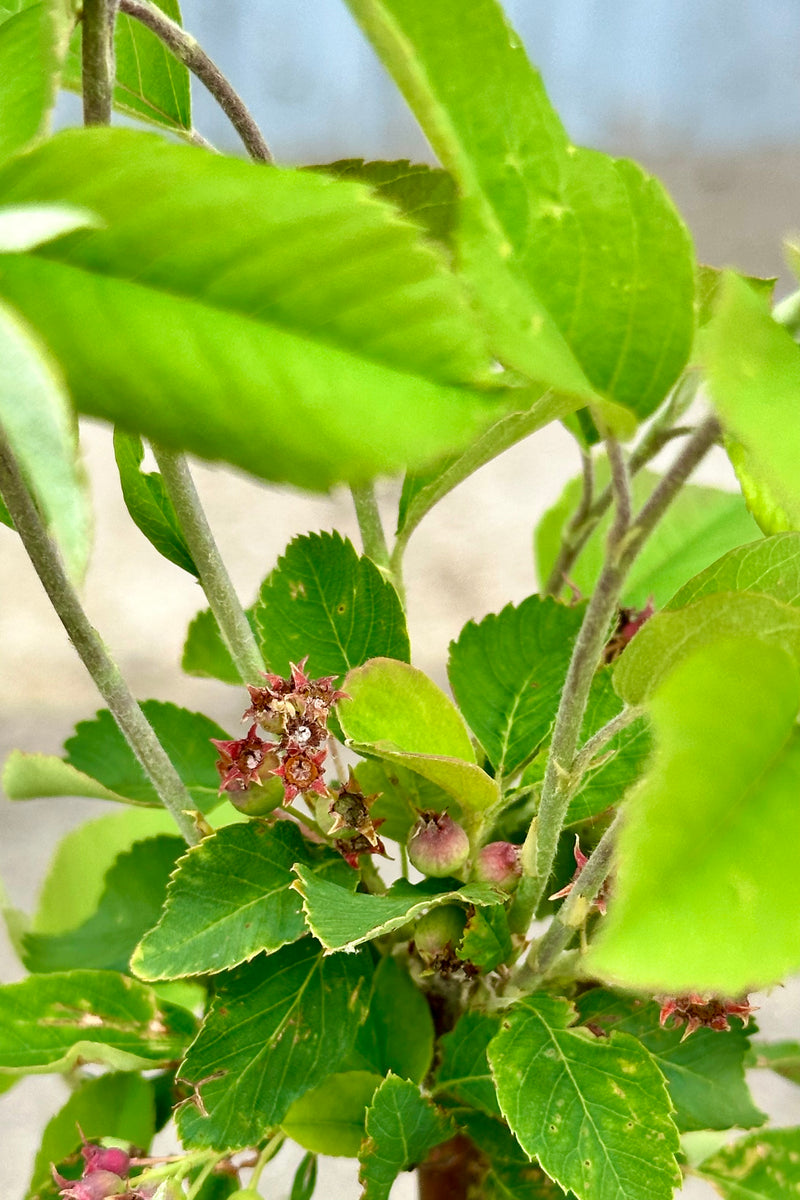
[290,1153,318,1200]
[0,129,504,492]
[695,265,776,328]
[747,1041,800,1086]
[293,868,504,952]
[27,1072,155,1199]
[352,758,451,844]
[113,429,197,575]
[354,954,434,1084]
[575,989,764,1132]
[176,940,372,1150]
[434,1011,502,1117]
[182,604,258,686]
[359,1074,453,1200]
[695,1128,800,1199]
[448,596,584,781]
[456,1110,575,1200]
[23,835,183,974]
[132,821,355,980]
[0,0,66,164]
[255,532,409,679]
[281,1070,381,1157]
[488,993,680,1200]
[0,969,195,1073]
[590,638,800,993]
[457,906,512,973]
[314,158,457,249]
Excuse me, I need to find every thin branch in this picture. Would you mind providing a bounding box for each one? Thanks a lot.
[569,705,644,781]
[0,428,199,844]
[118,0,274,162]
[82,0,117,126]
[152,447,264,684]
[351,483,391,572]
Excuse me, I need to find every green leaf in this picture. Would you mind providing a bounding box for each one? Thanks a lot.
[281,1070,381,1157]
[132,822,355,980]
[255,532,409,679]
[182,604,258,685]
[396,393,585,550]
[354,954,434,1084]
[351,759,451,844]
[64,0,190,132]
[3,750,143,806]
[23,834,183,973]
[314,159,457,249]
[747,1041,800,1085]
[28,809,182,936]
[448,596,585,781]
[176,940,372,1150]
[613,591,800,706]
[0,128,504,491]
[695,264,776,328]
[456,1110,575,1200]
[344,0,694,421]
[339,658,498,818]
[666,531,800,610]
[0,297,91,581]
[535,462,760,608]
[695,1128,800,1198]
[0,1,65,163]
[704,272,800,534]
[457,906,512,972]
[113,429,197,575]
[0,969,195,1073]
[488,993,680,1200]
[27,1072,155,1199]
[293,868,504,952]
[290,1153,318,1200]
[359,1074,453,1200]
[434,1011,502,1117]
[575,989,764,1133]
[60,701,231,811]
[0,201,99,251]
[590,638,800,993]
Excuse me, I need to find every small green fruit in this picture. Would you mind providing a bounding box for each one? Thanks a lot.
[407,811,469,877]
[414,904,467,967]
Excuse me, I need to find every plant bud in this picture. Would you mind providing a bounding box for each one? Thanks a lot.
[413,904,467,967]
[53,1169,127,1200]
[407,811,469,878]
[474,841,522,890]
[82,1146,130,1177]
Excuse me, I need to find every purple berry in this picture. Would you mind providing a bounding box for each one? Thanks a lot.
[407,811,469,878]
[474,841,522,890]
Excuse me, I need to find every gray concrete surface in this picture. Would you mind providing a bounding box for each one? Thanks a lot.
[2,142,800,1196]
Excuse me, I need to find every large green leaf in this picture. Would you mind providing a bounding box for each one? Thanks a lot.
[704,272,800,534]
[590,638,800,992]
[433,1010,503,1117]
[281,1070,381,1158]
[0,129,509,490]
[339,658,498,817]
[64,0,190,132]
[255,532,409,678]
[132,822,355,980]
[344,0,694,421]
[0,297,91,581]
[575,989,764,1132]
[448,596,585,782]
[667,532,800,610]
[695,1128,800,1199]
[27,1072,155,1199]
[293,868,504,952]
[488,994,680,1200]
[0,969,195,1074]
[456,1110,574,1200]
[113,429,197,575]
[354,953,435,1084]
[535,462,760,607]
[0,1,67,163]
[23,835,183,973]
[176,940,372,1150]
[613,591,800,706]
[359,1074,453,1200]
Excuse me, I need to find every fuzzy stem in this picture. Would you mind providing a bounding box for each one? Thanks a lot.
[117,0,273,161]
[351,483,391,571]
[81,0,117,126]
[152,446,264,684]
[0,429,199,844]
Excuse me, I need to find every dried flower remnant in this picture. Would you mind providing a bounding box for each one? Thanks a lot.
[211,724,275,794]
[272,746,328,805]
[603,598,655,663]
[658,993,757,1039]
[548,835,610,915]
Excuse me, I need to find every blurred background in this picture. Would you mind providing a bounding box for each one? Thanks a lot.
[2,0,800,1194]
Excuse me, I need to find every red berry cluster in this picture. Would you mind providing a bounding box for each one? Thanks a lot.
[658,994,756,1039]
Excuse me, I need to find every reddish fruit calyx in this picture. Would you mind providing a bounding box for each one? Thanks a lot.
[413,904,468,972]
[548,835,610,915]
[211,725,276,794]
[407,811,469,878]
[318,773,388,867]
[474,841,522,890]
[658,994,757,1039]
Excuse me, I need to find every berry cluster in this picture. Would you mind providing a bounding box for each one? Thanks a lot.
[52,1138,149,1200]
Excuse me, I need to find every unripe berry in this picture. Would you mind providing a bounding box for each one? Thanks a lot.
[227,751,284,815]
[414,905,467,967]
[474,841,522,891]
[407,811,469,878]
